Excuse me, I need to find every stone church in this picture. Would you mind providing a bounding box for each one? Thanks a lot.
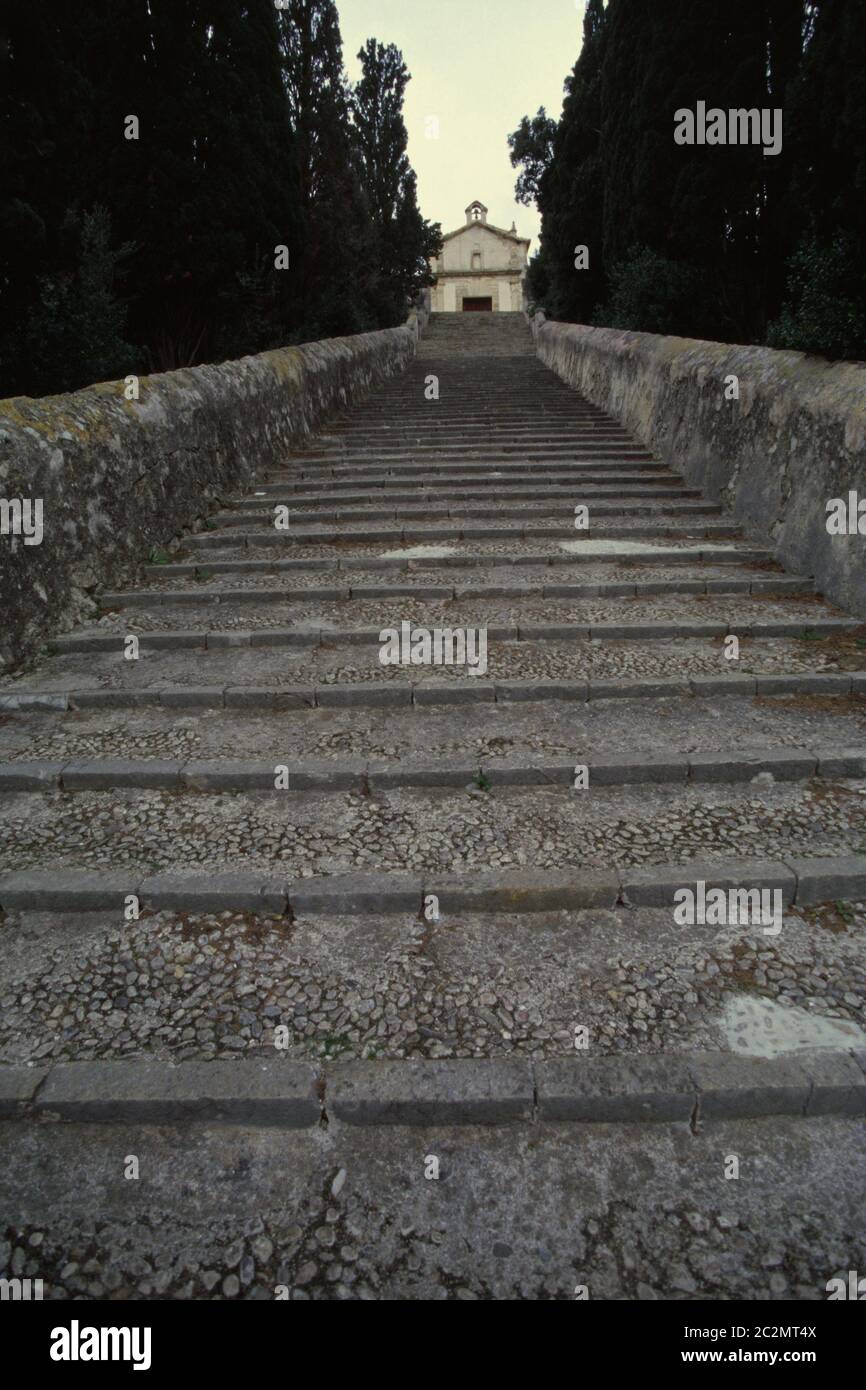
[429,200,531,313]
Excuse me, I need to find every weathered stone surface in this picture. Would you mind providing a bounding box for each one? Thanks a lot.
[0,308,426,672]
[815,750,866,777]
[289,874,422,916]
[158,688,225,708]
[621,859,796,908]
[0,762,65,790]
[689,1053,811,1118]
[0,691,68,711]
[789,854,866,905]
[326,1059,534,1125]
[36,1059,320,1125]
[139,873,287,913]
[690,674,757,696]
[532,314,866,620]
[537,1056,695,1123]
[495,679,588,702]
[224,686,315,710]
[434,869,619,914]
[688,749,817,782]
[589,678,690,700]
[62,759,183,790]
[367,760,479,789]
[756,672,853,695]
[800,1052,866,1117]
[0,870,138,911]
[413,682,495,705]
[316,683,411,708]
[589,753,688,785]
[71,689,162,708]
[0,1066,48,1116]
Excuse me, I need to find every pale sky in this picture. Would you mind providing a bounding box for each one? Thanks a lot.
[338,0,588,251]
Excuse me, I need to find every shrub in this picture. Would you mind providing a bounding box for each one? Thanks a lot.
[768,235,866,361]
[23,206,140,394]
[593,244,724,340]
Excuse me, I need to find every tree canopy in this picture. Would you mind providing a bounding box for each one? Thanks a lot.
[0,0,441,396]
[510,0,865,359]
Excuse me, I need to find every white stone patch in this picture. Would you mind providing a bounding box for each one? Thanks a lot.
[557,539,742,557]
[720,994,866,1058]
[379,544,458,560]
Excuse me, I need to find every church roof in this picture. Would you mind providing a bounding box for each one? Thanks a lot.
[441,219,530,249]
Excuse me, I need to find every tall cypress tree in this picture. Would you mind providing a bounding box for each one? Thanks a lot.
[597,0,773,337]
[352,39,441,326]
[0,0,301,390]
[277,0,375,337]
[125,0,301,365]
[510,0,608,322]
[513,0,848,347]
[770,0,866,356]
[0,0,144,391]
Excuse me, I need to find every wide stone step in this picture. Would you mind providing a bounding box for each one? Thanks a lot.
[230,483,700,507]
[333,428,638,442]
[46,606,860,661]
[212,501,721,527]
[3,745,864,794]
[1,687,861,768]
[4,1051,866,1125]
[26,592,866,641]
[273,463,661,483]
[3,872,865,1124]
[3,671,863,716]
[261,466,680,491]
[140,542,778,579]
[99,572,816,610]
[184,519,741,551]
[288,445,656,461]
[1,848,864,914]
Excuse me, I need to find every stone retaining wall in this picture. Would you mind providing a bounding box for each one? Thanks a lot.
[530,314,866,620]
[0,307,427,672]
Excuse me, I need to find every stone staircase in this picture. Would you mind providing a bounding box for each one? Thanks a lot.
[415,310,536,357]
[1,308,866,1121]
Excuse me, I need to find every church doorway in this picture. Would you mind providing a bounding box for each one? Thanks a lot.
[462,297,493,312]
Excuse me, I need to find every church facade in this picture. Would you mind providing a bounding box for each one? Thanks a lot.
[429,200,531,313]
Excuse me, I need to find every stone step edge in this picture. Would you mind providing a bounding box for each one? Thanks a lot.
[186,522,740,550]
[257,468,680,490]
[232,485,700,505]
[48,617,857,654]
[274,460,660,476]
[99,576,816,608]
[2,671,864,714]
[2,746,864,794]
[1,852,864,915]
[273,447,657,460]
[214,502,722,525]
[3,1050,865,1126]
[142,548,774,577]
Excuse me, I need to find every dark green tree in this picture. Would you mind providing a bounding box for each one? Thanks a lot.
[23,206,139,395]
[510,0,608,322]
[0,0,302,391]
[512,0,856,348]
[508,108,557,209]
[126,0,301,366]
[352,39,441,326]
[277,0,376,338]
[773,0,866,356]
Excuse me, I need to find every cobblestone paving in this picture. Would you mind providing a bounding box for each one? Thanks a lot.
[2,310,865,1302]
